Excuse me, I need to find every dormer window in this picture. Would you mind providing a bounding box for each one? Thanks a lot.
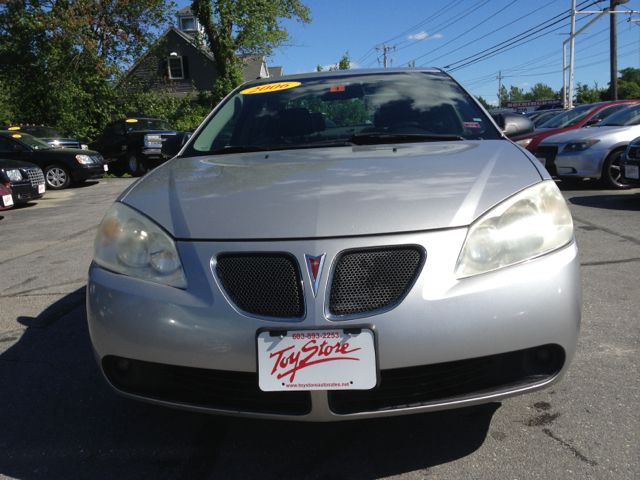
[180,16,196,31]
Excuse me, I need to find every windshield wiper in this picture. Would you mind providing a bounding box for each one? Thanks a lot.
[601,123,624,126]
[210,145,271,155]
[349,133,465,145]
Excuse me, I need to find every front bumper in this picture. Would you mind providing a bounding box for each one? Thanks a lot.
[72,164,107,182]
[8,182,45,203]
[87,229,582,421]
[552,147,607,179]
[621,155,640,186]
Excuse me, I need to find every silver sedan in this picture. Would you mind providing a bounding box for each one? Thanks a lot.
[87,69,581,421]
[536,103,640,189]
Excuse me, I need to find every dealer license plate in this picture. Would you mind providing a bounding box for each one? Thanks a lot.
[625,164,639,179]
[257,329,377,391]
[103,165,109,172]
[2,194,13,207]
[38,184,45,194]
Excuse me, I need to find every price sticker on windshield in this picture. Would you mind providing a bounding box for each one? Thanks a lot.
[241,82,301,95]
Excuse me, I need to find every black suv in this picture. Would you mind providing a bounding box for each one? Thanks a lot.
[89,117,178,176]
[0,125,88,149]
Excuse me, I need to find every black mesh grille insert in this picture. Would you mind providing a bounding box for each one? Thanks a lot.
[329,345,565,415]
[535,145,559,175]
[216,253,304,319]
[328,246,424,317]
[103,356,311,415]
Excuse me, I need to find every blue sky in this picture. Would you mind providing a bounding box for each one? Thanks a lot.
[175,0,640,104]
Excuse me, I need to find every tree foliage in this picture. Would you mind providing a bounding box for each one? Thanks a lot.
[329,51,351,71]
[0,0,176,140]
[523,83,556,101]
[191,0,311,104]
[575,82,604,104]
[476,96,494,110]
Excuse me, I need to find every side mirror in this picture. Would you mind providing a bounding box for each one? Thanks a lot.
[585,118,601,126]
[491,112,535,138]
[161,132,192,159]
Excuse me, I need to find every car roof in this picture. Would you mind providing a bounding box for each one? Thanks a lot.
[238,67,445,88]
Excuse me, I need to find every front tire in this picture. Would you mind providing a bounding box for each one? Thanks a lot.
[44,165,72,190]
[601,150,629,190]
[127,152,147,177]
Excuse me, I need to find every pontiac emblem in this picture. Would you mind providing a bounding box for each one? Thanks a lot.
[304,254,326,297]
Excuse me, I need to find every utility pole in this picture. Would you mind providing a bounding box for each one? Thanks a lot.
[562,0,636,108]
[375,45,396,68]
[611,0,619,100]
[497,71,504,108]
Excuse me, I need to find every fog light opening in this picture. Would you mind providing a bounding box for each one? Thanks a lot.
[522,344,564,376]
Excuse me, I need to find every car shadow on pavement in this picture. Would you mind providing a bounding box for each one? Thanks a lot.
[568,192,640,211]
[0,287,499,480]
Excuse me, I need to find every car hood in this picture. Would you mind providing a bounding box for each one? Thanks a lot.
[0,159,41,170]
[539,125,640,145]
[121,141,543,239]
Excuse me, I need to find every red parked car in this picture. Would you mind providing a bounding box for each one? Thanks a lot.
[512,100,639,155]
[0,184,14,211]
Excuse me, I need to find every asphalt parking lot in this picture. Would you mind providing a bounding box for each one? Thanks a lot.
[0,177,638,480]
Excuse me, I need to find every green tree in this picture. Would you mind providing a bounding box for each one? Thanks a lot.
[618,67,640,86]
[499,85,509,107]
[616,79,640,100]
[191,0,311,104]
[523,83,556,101]
[575,82,603,104]
[0,0,175,140]
[476,96,494,110]
[329,52,351,71]
[509,85,525,102]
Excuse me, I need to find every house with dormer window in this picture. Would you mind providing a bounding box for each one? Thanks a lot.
[124,6,283,98]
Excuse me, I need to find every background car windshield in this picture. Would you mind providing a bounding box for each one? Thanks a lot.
[187,72,500,154]
[13,126,61,138]
[538,105,600,128]
[14,134,53,150]
[125,120,173,132]
[601,104,640,126]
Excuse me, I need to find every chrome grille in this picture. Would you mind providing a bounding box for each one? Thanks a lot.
[328,246,424,318]
[26,168,45,187]
[215,253,304,319]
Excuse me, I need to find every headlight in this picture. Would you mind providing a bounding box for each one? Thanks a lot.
[6,169,22,182]
[515,138,532,148]
[562,140,599,153]
[93,202,187,288]
[81,144,89,150]
[76,154,95,164]
[145,134,162,147]
[455,181,573,278]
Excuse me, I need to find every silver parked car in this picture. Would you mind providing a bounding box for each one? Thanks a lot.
[87,69,581,421]
[536,103,640,189]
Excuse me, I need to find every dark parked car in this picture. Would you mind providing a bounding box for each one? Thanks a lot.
[0,159,45,203]
[89,117,178,177]
[0,125,88,150]
[0,184,14,210]
[0,131,106,190]
[525,109,568,127]
[621,136,640,187]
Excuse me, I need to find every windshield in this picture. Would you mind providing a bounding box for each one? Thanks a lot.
[125,119,174,132]
[13,134,53,150]
[538,105,599,128]
[184,71,500,156]
[601,104,640,126]
[7,126,62,138]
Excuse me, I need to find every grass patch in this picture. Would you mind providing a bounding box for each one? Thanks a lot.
[103,173,132,178]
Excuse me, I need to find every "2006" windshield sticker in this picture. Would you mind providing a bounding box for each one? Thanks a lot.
[463,122,481,128]
[241,82,301,95]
